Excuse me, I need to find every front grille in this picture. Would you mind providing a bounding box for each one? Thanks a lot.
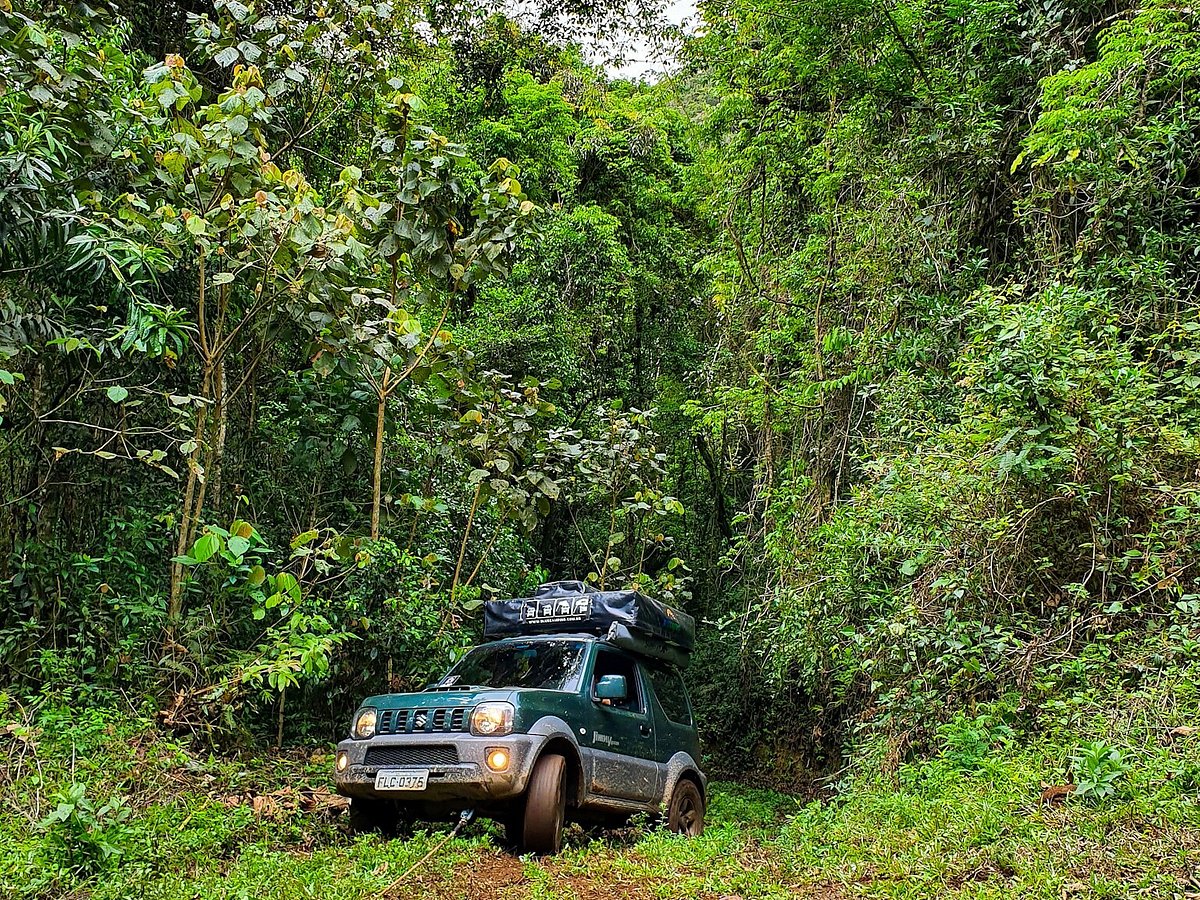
[376,707,469,735]
[365,745,460,767]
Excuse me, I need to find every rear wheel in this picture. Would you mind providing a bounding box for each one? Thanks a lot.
[522,752,567,854]
[348,797,399,834]
[666,779,704,837]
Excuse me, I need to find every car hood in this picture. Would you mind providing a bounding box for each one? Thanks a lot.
[362,689,516,710]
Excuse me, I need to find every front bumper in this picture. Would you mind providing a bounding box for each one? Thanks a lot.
[334,732,541,803]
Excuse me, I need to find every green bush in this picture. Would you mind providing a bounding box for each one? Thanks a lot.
[1071,740,1128,803]
[37,783,132,876]
[937,712,1015,771]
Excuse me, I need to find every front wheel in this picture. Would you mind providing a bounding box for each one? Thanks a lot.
[522,752,567,854]
[666,779,704,837]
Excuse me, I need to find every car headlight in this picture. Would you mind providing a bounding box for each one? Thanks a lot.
[470,701,514,736]
[353,707,377,740]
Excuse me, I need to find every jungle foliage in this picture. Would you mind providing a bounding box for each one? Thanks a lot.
[2,0,1200,783]
[679,0,1200,770]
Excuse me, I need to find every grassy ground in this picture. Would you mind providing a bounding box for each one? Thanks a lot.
[2,701,1198,900]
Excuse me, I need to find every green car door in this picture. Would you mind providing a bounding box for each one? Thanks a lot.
[580,645,660,803]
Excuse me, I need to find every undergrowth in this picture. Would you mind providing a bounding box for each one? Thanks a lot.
[2,680,1197,900]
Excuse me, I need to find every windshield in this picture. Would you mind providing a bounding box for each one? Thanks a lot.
[438,640,587,692]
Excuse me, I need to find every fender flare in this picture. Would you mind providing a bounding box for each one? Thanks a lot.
[527,715,579,744]
[661,751,706,807]
[527,716,587,804]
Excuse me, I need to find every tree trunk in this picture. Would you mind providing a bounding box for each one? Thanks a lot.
[276,686,285,749]
[451,484,482,602]
[371,386,387,540]
[168,367,213,627]
[209,359,227,512]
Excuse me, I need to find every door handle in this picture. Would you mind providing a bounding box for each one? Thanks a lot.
[640,724,652,736]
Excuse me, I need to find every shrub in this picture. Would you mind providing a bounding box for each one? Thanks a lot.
[1071,740,1128,803]
[37,783,132,875]
[937,712,1014,771]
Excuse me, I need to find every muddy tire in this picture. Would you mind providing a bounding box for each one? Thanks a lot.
[348,797,399,834]
[666,779,704,837]
[522,752,567,854]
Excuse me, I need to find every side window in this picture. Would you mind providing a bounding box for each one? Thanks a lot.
[647,667,693,726]
[591,650,644,713]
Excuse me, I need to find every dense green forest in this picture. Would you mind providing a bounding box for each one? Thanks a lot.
[3,1,1200,897]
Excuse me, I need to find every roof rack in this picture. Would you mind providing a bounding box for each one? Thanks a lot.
[483,580,695,668]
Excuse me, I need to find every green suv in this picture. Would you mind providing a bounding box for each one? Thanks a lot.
[334,582,704,854]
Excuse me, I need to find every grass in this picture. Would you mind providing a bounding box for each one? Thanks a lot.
[2,699,1198,900]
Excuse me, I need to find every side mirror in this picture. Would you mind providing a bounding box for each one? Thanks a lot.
[595,674,628,702]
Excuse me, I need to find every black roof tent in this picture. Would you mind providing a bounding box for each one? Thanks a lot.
[483,580,695,668]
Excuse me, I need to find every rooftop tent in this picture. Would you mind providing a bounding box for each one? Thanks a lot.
[483,580,695,664]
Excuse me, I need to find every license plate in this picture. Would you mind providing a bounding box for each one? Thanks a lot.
[374,769,428,791]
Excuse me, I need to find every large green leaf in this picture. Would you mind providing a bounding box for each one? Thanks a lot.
[191,533,221,563]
